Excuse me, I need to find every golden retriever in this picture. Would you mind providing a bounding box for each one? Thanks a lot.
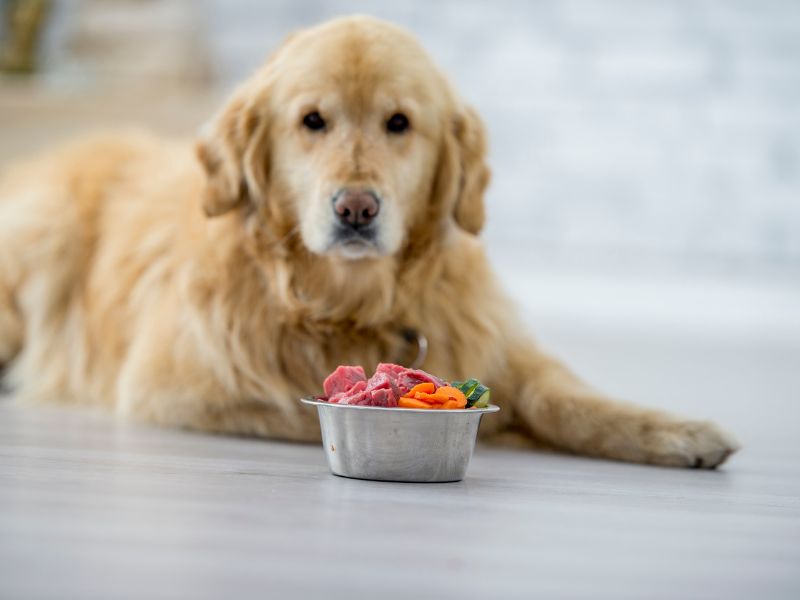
[0,16,738,467]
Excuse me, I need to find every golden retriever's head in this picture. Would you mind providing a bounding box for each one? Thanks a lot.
[196,16,489,262]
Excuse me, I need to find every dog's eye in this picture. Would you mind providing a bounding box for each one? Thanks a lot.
[302,111,326,131]
[386,113,410,134]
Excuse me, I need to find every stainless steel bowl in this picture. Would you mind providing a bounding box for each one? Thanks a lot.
[301,398,500,483]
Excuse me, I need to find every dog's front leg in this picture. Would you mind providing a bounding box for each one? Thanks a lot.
[117,368,321,442]
[114,324,320,442]
[497,340,740,468]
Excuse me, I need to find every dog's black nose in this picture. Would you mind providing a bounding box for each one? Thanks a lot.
[333,190,379,228]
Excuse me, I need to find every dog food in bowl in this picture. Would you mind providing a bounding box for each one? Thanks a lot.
[302,363,499,482]
[319,362,492,409]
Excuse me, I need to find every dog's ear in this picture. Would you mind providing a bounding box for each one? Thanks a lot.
[195,83,271,218]
[449,106,490,235]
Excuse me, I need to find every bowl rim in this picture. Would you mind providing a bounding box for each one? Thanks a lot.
[300,397,500,414]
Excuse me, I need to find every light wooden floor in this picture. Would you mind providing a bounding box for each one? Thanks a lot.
[1,391,798,599]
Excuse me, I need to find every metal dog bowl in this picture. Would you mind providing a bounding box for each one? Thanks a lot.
[301,398,500,483]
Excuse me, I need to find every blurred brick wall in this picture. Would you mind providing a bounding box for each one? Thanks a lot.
[37,0,210,89]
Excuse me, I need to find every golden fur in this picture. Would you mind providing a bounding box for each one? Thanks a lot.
[0,16,738,467]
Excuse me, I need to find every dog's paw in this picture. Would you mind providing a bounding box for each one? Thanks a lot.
[647,419,740,469]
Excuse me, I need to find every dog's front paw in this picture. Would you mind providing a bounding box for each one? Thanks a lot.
[646,419,740,469]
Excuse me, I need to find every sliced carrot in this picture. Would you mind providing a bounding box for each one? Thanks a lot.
[414,392,449,404]
[406,382,435,396]
[398,397,435,409]
[399,385,467,409]
[435,386,467,407]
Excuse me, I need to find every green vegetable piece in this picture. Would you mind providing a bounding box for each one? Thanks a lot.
[472,389,490,408]
[465,382,490,407]
[458,378,480,397]
[466,383,487,402]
